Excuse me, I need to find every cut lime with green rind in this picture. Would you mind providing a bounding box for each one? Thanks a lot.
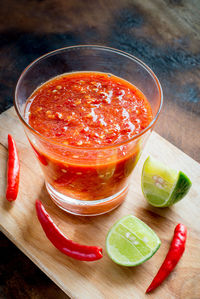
[169,171,192,205]
[141,156,192,207]
[106,215,161,266]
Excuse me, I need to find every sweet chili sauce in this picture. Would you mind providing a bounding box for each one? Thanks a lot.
[26,72,152,202]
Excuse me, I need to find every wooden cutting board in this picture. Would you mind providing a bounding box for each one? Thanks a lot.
[0,107,200,299]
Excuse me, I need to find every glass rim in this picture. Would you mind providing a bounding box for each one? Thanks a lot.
[14,45,163,150]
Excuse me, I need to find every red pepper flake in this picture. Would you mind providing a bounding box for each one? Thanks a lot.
[55,112,63,119]
[36,107,42,112]
[47,115,56,119]
[75,99,81,105]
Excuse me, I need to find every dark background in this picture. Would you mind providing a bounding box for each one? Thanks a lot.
[0,0,199,298]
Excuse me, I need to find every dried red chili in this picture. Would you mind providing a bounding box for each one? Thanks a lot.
[6,134,20,201]
[35,200,103,261]
[146,223,187,293]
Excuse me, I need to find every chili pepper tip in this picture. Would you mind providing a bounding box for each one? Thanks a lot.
[145,286,153,293]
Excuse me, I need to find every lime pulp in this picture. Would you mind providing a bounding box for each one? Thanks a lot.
[106,215,161,266]
[141,156,192,207]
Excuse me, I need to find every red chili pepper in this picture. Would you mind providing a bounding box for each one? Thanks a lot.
[6,134,20,201]
[35,200,103,261]
[29,141,48,166]
[146,223,187,293]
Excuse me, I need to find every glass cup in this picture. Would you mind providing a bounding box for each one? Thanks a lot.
[14,45,163,216]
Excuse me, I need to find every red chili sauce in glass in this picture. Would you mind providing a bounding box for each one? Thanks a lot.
[26,72,153,201]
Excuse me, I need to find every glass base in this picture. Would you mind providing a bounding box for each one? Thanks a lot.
[46,183,128,216]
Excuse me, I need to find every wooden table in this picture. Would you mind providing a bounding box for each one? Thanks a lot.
[0,0,199,298]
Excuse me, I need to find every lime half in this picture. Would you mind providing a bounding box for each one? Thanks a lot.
[142,156,192,207]
[106,215,161,266]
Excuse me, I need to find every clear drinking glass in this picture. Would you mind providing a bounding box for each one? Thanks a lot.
[14,45,163,216]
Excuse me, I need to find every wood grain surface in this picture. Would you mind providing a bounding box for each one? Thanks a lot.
[0,0,199,298]
[0,107,200,299]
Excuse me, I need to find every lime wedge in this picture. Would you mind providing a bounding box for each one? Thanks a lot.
[141,156,192,207]
[106,215,161,266]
